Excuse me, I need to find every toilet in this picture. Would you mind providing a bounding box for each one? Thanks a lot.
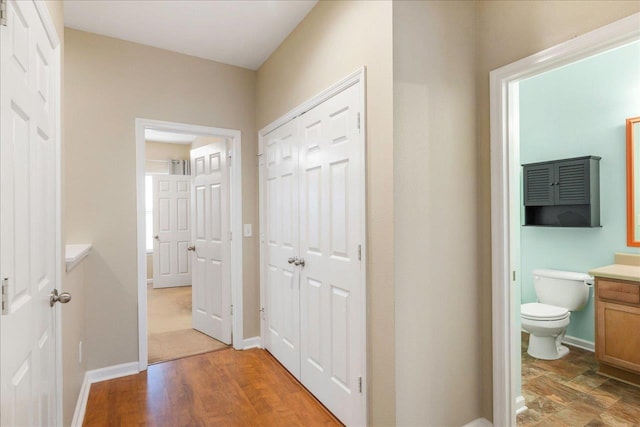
[521,269,593,360]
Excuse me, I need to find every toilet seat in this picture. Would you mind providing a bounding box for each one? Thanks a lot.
[521,302,569,321]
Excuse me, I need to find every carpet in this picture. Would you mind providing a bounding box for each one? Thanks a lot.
[147,284,228,364]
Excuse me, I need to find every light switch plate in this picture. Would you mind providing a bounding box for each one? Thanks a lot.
[243,224,252,237]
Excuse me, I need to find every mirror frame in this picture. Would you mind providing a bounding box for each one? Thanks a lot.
[627,116,640,247]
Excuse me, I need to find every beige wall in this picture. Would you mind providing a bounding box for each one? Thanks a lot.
[256,1,394,424]
[477,1,640,420]
[145,140,191,161]
[393,1,480,425]
[64,28,258,370]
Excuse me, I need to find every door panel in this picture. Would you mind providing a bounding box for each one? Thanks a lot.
[263,120,301,378]
[298,84,363,426]
[1,1,58,425]
[152,175,192,288]
[191,142,231,344]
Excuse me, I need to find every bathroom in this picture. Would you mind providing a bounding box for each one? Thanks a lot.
[516,40,640,425]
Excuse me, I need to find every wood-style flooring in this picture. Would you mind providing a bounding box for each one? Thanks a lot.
[518,332,640,426]
[83,348,343,427]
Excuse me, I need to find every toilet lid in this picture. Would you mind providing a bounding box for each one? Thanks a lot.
[521,303,569,321]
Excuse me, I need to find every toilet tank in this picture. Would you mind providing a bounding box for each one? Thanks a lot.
[533,269,593,311]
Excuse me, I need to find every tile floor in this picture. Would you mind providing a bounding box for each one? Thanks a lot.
[518,333,640,426]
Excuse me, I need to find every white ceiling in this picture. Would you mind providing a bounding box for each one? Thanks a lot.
[145,129,197,144]
[63,0,318,70]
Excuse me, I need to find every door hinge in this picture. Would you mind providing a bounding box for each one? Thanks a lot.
[358,244,362,261]
[2,278,9,315]
[357,112,361,132]
[358,377,363,393]
[229,231,232,241]
[228,154,232,167]
[512,271,516,281]
[230,304,233,316]
[0,0,7,27]
[260,307,265,320]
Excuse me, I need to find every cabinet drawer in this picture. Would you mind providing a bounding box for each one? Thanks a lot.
[598,279,640,304]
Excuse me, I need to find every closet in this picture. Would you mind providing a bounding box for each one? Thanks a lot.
[260,78,366,426]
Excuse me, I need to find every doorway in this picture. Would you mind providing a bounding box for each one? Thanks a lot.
[135,119,244,371]
[489,14,640,426]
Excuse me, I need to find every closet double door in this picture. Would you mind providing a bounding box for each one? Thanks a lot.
[262,83,365,426]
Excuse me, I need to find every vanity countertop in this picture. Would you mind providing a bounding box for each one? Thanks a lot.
[589,253,640,283]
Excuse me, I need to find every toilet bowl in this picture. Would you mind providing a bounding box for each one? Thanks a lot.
[521,303,570,360]
[521,269,593,360]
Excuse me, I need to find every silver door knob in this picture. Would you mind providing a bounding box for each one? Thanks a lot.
[288,257,297,264]
[294,258,305,267]
[50,289,72,307]
[187,245,196,251]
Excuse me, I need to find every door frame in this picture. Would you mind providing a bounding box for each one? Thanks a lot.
[135,118,244,371]
[0,0,62,424]
[257,67,368,424]
[489,13,640,426]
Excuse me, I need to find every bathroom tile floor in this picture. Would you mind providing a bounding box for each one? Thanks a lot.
[518,332,640,426]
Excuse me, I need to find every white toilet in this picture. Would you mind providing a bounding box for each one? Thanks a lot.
[521,269,593,360]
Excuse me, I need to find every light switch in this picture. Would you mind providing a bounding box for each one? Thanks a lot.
[243,224,252,237]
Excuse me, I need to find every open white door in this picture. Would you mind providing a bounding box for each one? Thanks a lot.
[263,119,301,378]
[152,175,192,288]
[0,0,60,425]
[190,142,231,344]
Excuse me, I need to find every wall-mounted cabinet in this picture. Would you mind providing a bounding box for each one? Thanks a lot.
[523,156,601,227]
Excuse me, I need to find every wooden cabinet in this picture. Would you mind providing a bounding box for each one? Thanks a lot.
[523,156,601,227]
[595,277,640,385]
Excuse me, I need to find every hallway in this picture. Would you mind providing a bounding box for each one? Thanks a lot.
[83,348,343,426]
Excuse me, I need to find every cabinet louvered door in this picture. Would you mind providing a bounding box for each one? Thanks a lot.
[556,159,589,205]
[524,164,554,206]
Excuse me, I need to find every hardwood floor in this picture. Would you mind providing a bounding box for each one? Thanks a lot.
[518,332,640,426]
[83,348,343,427]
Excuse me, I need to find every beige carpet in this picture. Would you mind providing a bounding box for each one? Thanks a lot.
[147,284,227,364]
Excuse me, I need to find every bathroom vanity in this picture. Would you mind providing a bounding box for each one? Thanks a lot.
[590,253,640,385]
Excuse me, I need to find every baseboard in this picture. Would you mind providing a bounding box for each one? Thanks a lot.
[71,362,139,427]
[562,335,595,352]
[242,336,261,350]
[515,395,527,415]
[462,418,492,427]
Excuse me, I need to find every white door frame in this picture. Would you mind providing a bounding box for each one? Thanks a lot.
[0,1,62,424]
[490,13,640,426]
[258,67,368,425]
[135,118,244,371]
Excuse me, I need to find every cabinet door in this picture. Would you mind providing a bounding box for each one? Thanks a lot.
[596,300,640,373]
[523,164,554,206]
[555,158,590,205]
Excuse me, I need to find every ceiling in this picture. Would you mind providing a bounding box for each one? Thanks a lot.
[145,129,197,144]
[63,0,318,70]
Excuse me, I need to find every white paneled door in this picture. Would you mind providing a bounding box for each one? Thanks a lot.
[262,81,365,426]
[263,119,301,378]
[0,0,60,425]
[152,175,191,288]
[191,142,231,344]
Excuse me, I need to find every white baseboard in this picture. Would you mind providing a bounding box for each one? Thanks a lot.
[515,395,527,415]
[242,336,261,350]
[71,362,139,427]
[562,335,595,352]
[463,418,492,427]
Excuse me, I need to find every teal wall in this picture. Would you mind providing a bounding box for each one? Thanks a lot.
[519,41,640,343]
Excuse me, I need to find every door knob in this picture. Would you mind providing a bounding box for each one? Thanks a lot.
[288,257,297,264]
[154,235,160,240]
[294,258,305,267]
[50,289,72,307]
[187,245,196,252]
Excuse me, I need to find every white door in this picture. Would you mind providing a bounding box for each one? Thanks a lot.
[298,84,364,426]
[0,0,60,425]
[263,120,301,378]
[261,82,365,426]
[191,142,231,344]
[152,175,191,288]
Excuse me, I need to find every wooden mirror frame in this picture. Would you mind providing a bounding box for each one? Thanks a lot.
[627,117,640,247]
